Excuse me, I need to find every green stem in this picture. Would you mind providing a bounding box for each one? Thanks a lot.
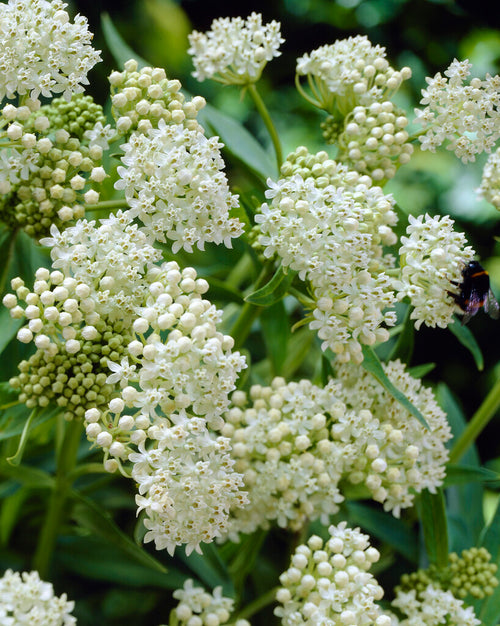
[6,407,39,466]
[247,83,283,171]
[68,462,107,481]
[234,586,279,621]
[32,418,83,578]
[0,228,19,294]
[226,253,255,290]
[229,263,274,349]
[449,377,500,464]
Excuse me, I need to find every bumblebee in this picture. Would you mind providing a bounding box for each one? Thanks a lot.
[450,260,500,324]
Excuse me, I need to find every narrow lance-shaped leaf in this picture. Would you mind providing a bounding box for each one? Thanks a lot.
[448,317,484,371]
[101,13,150,69]
[361,345,429,429]
[245,265,296,306]
[419,488,449,568]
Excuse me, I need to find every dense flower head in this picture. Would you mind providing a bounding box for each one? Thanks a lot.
[0,0,101,102]
[275,522,390,626]
[414,59,500,163]
[296,35,411,116]
[395,213,475,329]
[170,579,250,626]
[221,377,346,539]
[256,148,398,363]
[129,415,247,555]
[336,101,413,181]
[0,569,76,625]
[391,584,480,626]
[0,98,107,238]
[477,146,500,209]
[109,59,206,136]
[115,120,243,252]
[188,12,284,85]
[4,269,132,419]
[335,359,452,516]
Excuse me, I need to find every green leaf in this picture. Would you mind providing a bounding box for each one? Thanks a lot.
[407,362,436,378]
[101,13,150,70]
[0,462,54,488]
[361,345,429,430]
[70,490,167,574]
[387,305,415,364]
[0,309,23,356]
[0,488,30,545]
[480,493,500,563]
[444,464,500,487]
[282,327,315,379]
[448,317,484,371]
[245,266,296,306]
[478,585,500,626]
[0,403,58,442]
[197,104,277,182]
[419,488,449,568]
[176,542,233,595]
[0,381,19,408]
[346,501,418,563]
[260,300,288,375]
[206,277,244,304]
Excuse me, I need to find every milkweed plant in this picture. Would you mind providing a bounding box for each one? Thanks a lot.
[0,2,499,625]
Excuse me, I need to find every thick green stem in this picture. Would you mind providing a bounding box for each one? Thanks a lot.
[0,228,19,294]
[247,83,283,171]
[32,418,83,578]
[86,199,129,218]
[449,377,500,464]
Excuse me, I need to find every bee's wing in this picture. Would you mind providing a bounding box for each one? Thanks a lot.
[460,286,484,324]
[485,289,500,320]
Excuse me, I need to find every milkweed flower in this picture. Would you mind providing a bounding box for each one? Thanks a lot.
[0,569,76,625]
[296,35,411,117]
[392,585,480,626]
[0,0,101,102]
[275,522,391,626]
[414,59,500,163]
[477,146,500,209]
[256,148,398,363]
[188,13,284,85]
[395,213,475,329]
[115,120,243,252]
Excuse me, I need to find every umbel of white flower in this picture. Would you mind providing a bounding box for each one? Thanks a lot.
[296,35,411,117]
[188,12,284,85]
[478,146,500,210]
[0,0,101,102]
[256,148,398,363]
[115,120,244,253]
[275,522,391,626]
[414,59,500,163]
[0,569,76,625]
[395,213,475,329]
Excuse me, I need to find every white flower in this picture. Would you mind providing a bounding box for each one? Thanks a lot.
[0,569,76,625]
[0,0,101,102]
[335,359,452,517]
[256,149,398,363]
[84,121,115,150]
[414,59,500,163]
[396,213,475,329]
[275,522,388,626]
[392,584,480,626]
[130,416,248,556]
[296,35,411,115]
[188,12,284,84]
[115,121,243,253]
[477,146,500,209]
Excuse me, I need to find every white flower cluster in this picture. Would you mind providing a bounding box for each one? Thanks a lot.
[188,12,284,85]
[478,146,500,209]
[115,120,243,252]
[391,584,480,626]
[335,360,452,517]
[256,149,398,363]
[166,579,250,626]
[130,416,247,555]
[0,569,76,625]
[0,0,101,102]
[275,522,390,626]
[338,101,413,181]
[40,212,162,320]
[396,213,475,329]
[221,378,346,539]
[415,59,500,163]
[296,35,411,115]
[0,97,106,238]
[109,59,206,136]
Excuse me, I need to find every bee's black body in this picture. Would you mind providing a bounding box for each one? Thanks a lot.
[450,261,500,324]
